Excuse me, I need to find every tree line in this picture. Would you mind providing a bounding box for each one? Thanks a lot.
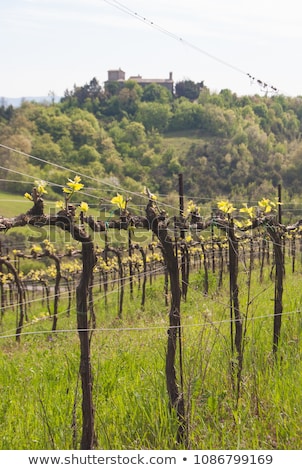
[1,77,302,200]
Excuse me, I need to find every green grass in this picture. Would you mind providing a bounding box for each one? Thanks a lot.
[0,256,302,450]
[0,189,152,251]
[0,190,36,217]
[0,189,102,218]
[0,189,63,218]
[162,130,207,159]
[0,189,111,252]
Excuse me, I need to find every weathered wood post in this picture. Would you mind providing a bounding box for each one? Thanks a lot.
[146,195,187,445]
[76,238,97,449]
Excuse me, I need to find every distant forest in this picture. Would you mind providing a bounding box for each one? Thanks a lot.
[1,77,302,204]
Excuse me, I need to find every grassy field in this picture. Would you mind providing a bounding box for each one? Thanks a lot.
[0,190,38,217]
[0,189,103,218]
[0,253,302,450]
[162,130,207,160]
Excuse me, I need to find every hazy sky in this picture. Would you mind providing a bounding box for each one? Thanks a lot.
[1,0,301,98]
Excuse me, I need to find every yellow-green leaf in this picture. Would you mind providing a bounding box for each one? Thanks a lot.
[217,200,236,214]
[63,176,84,195]
[79,201,89,212]
[56,200,64,209]
[111,193,126,210]
[24,192,33,201]
[35,180,48,195]
[187,199,199,214]
[239,204,255,218]
[63,187,72,194]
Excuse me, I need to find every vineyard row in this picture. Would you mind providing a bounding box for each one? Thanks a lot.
[1,176,302,448]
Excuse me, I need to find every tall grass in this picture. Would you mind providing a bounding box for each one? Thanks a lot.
[0,257,302,449]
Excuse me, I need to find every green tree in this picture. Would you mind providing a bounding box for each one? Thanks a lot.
[57,135,74,159]
[200,104,237,137]
[61,77,103,108]
[101,81,142,118]
[219,89,238,108]
[104,81,121,97]
[142,83,172,103]
[135,102,171,132]
[32,133,62,165]
[123,121,147,147]
[282,142,302,195]
[168,99,204,131]
[69,109,101,148]
[77,144,101,164]
[71,119,98,147]
[0,134,34,192]
[282,111,300,139]
[0,104,14,121]
[175,80,201,100]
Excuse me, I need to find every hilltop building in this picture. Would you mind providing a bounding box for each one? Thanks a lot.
[106,69,174,93]
[107,68,126,82]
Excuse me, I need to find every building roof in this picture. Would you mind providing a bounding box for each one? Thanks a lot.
[129,77,173,83]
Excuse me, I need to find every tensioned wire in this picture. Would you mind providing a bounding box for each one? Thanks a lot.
[0,238,277,334]
[2,144,301,218]
[0,211,295,301]
[0,262,167,329]
[0,244,288,347]
[0,248,297,341]
[0,263,166,312]
[0,154,291,271]
[0,158,294,253]
[102,0,281,95]
[0,253,293,333]
[103,0,246,75]
[0,148,299,320]
[0,163,101,203]
[0,143,181,213]
[0,308,300,342]
[0,250,289,341]
[0,178,301,223]
[0,144,297,215]
[0,177,179,200]
[1,232,282,301]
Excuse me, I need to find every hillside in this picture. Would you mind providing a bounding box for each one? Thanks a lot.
[1,83,302,450]
[1,79,302,205]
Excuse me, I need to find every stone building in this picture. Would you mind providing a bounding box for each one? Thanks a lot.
[106,69,174,93]
[107,68,126,82]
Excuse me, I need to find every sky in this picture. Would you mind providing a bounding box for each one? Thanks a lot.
[1,0,302,99]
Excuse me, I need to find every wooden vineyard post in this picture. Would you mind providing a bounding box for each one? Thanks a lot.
[136,245,147,307]
[200,241,209,295]
[227,218,243,399]
[267,185,284,357]
[0,258,26,342]
[267,224,284,357]
[76,239,97,449]
[179,173,189,300]
[107,247,124,318]
[146,196,187,446]
[0,242,3,326]
[47,251,61,332]
[128,227,134,300]
[103,231,109,307]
